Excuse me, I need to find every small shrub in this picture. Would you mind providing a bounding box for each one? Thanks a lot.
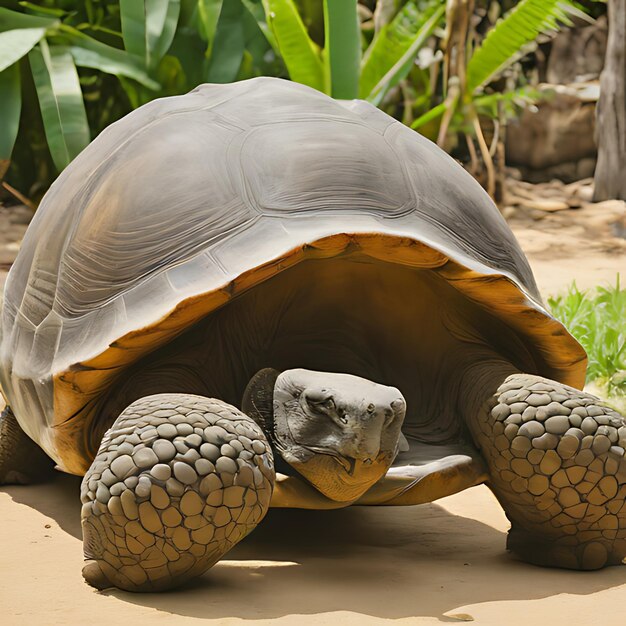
[548,277,626,403]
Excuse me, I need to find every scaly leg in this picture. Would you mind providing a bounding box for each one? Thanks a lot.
[81,393,275,591]
[467,373,626,570]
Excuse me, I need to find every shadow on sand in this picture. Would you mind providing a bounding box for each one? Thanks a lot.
[4,473,625,621]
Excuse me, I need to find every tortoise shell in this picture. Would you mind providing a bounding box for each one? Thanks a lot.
[0,78,585,474]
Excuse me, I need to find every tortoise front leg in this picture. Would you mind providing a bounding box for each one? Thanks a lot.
[466,372,626,570]
[0,406,55,485]
[81,394,274,591]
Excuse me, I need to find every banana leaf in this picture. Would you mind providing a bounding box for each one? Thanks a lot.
[29,41,90,171]
[360,0,443,100]
[323,0,360,99]
[365,3,444,105]
[262,0,325,91]
[467,0,575,94]
[0,62,21,175]
[207,0,245,83]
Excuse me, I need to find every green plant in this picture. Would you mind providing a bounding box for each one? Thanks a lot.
[256,0,445,102]
[410,0,584,198]
[549,278,626,401]
[0,0,278,196]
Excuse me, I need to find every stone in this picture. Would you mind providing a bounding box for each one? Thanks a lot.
[156,424,178,439]
[223,486,246,507]
[135,477,152,499]
[150,485,170,509]
[139,502,163,533]
[172,527,192,551]
[185,434,203,448]
[199,473,222,496]
[539,450,561,475]
[526,394,551,408]
[558,487,580,508]
[162,507,183,527]
[213,507,231,527]
[180,491,204,516]
[518,421,545,439]
[565,466,586,484]
[509,402,528,414]
[557,435,580,459]
[195,459,215,476]
[252,440,267,454]
[532,433,558,450]
[191,526,215,544]
[511,458,534,478]
[216,457,238,474]
[111,455,136,479]
[521,406,537,422]
[528,475,549,495]
[581,417,599,435]
[177,423,194,436]
[592,435,611,455]
[165,478,185,497]
[492,404,510,420]
[173,462,198,485]
[96,484,111,504]
[120,489,139,520]
[153,440,176,462]
[504,423,519,440]
[544,415,571,435]
[133,447,159,469]
[200,443,221,461]
[150,463,172,481]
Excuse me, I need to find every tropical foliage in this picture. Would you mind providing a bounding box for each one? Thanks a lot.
[549,278,626,403]
[0,0,592,199]
[0,0,278,195]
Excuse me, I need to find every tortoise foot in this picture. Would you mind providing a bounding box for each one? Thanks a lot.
[507,526,621,570]
[80,394,274,591]
[0,406,55,485]
[470,374,626,570]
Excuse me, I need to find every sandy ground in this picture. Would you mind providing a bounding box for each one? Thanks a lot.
[0,189,625,625]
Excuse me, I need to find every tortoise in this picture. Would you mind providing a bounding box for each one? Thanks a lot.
[0,77,625,592]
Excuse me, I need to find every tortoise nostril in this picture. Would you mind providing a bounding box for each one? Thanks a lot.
[367,403,375,413]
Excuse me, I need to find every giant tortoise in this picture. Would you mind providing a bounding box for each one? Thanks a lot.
[0,77,625,592]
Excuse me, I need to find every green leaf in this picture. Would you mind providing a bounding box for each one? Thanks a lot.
[241,0,278,53]
[365,3,444,105]
[0,62,21,167]
[17,2,67,18]
[360,1,442,100]
[120,1,180,68]
[467,0,576,94]
[0,27,48,73]
[0,7,57,32]
[146,0,180,68]
[323,0,360,99]
[119,0,146,58]
[28,41,90,171]
[410,101,446,129]
[68,42,161,90]
[198,0,223,54]
[262,0,325,91]
[207,0,245,82]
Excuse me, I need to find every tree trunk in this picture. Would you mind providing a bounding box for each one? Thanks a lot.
[593,0,626,201]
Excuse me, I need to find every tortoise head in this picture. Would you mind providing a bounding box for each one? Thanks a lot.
[243,368,406,502]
